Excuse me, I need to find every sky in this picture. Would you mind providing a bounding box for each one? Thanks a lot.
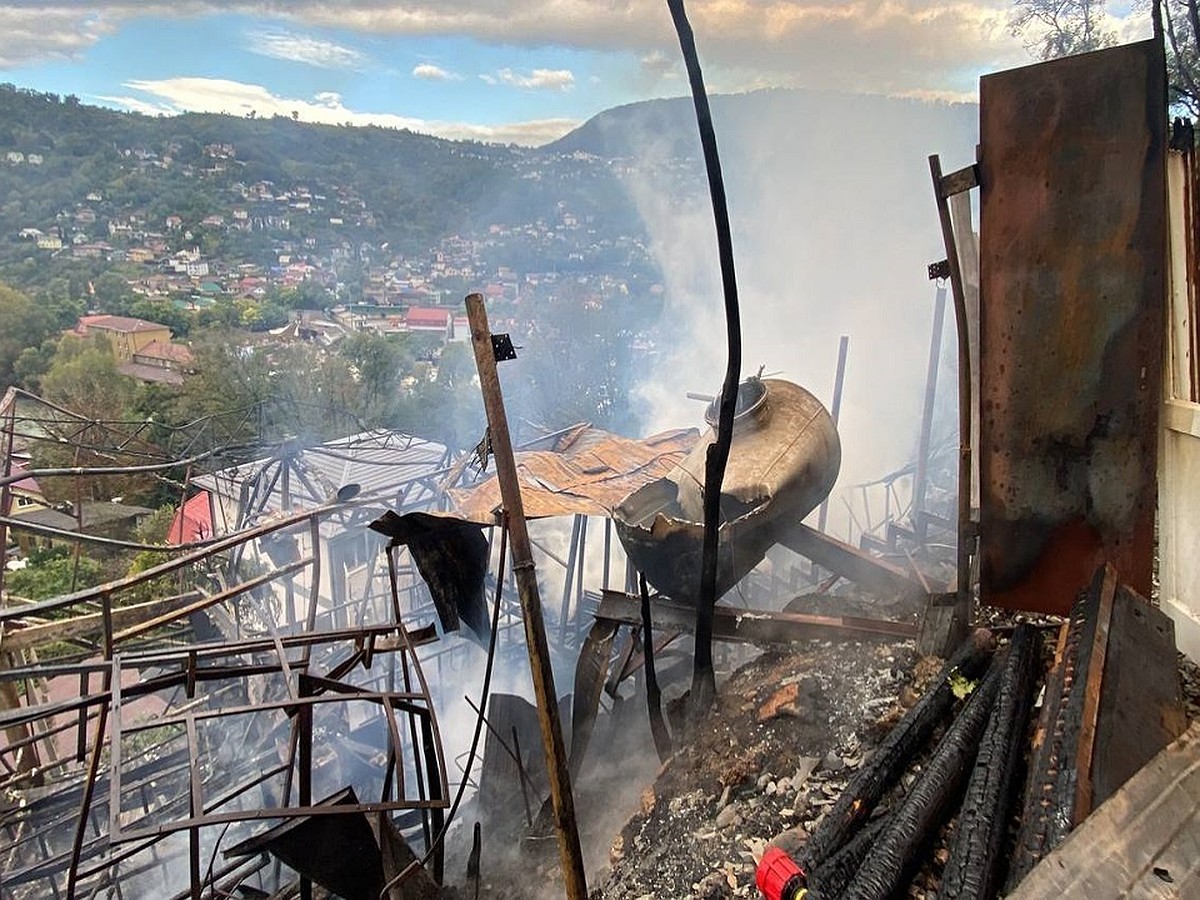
[0,1,1154,146]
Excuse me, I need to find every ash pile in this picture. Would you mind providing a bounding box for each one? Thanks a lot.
[593,564,1192,900]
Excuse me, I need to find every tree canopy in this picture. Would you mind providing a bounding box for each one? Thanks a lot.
[1011,1,1200,116]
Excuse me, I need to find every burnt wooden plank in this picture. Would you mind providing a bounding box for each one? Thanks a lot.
[775,521,926,604]
[1090,586,1188,807]
[596,590,917,643]
[1008,722,1200,900]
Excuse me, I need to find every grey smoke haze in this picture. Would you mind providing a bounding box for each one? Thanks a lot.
[623,90,977,530]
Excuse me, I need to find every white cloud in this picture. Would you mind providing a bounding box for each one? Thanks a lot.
[0,3,1158,101]
[413,62,462,81]
[0,7,117,68]
[91,94,175,116]
[112,76,578,145]
[244,29,368,70]
[493,67,575,90]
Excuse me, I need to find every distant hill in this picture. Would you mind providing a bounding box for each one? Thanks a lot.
[546,88,977,161]
[0,83,640,284]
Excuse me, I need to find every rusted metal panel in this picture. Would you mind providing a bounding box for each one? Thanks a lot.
[447,427,698,522]
[978,40,1166,614]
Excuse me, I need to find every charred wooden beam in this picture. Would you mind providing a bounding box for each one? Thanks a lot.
[640,574,673,762]
[842,657,1003,900]
[806,813,890,898]
[775,522,926,604]
[597,590,917,645]
[1006,569,1110,890]
[940,624,1042,900]
[1006,568,1186,893]
[567,618,618,781]
[799,628,995,870]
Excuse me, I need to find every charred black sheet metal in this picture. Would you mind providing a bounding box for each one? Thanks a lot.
[369,510,489,641]
[977,39,1166,614]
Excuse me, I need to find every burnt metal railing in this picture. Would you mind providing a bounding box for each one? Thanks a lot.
[0,497,450,900]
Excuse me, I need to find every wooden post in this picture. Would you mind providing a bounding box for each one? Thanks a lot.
[465,293,587,899]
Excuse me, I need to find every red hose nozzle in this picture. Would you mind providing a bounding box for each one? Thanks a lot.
[756,847,807,900]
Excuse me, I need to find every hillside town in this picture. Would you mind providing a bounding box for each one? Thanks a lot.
[4,124,676,357]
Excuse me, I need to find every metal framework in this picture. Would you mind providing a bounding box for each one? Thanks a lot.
[0,391,465,900]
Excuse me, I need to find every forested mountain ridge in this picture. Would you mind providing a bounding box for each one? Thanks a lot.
[0,82,647,294]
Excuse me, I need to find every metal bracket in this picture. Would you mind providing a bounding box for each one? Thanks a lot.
[928,259,951,281]
[491,333,517,362]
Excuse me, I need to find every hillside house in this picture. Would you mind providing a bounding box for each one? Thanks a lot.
[119,339,194,386]
[74,314,172,364]
[6,463,51,519]
[405,306,451,338]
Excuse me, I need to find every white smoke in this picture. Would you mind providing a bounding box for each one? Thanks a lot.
[622,90,978,534]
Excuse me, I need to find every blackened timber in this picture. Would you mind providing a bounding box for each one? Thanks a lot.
[806,813,890,898]
[596,590,917,643]
[567,617,618,779]
[842,659,1002,900]
[640,574,672,762]
[940,624,1042,900]
[775,522,927,603]
[939,163,981,198]
[798,628,996,870]
[1007,569,1108,890]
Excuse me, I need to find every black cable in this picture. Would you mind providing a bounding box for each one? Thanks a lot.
[666,0,744,717]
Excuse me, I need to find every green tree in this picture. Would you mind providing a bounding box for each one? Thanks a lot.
[1163,1,1200,115]
[36,336,145,502]
[1010,0,1115,59]
[0,280,55,388]
[41,335,137,418]
[338,332,407,418]
[91,271,136,314]
[169,333,273,447]
[6,549,105,601]
[11,337,58,391]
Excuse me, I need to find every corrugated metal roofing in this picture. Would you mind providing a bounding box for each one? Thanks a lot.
[196,429,453,522]
[448,427,699,523]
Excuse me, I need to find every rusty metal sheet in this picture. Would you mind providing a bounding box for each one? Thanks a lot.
[978,39,1166,614]
[448,427,698,523]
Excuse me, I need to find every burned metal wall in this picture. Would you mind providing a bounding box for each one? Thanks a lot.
[978,40,1166,614]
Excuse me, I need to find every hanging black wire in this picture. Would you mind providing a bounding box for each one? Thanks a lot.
[665,0,744,717]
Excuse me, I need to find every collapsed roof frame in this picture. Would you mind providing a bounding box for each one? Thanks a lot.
[0,393,462,900]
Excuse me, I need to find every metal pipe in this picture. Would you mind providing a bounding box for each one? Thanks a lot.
[913,284,948,539]
[929,154,974,614]
[817,335,850,535]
